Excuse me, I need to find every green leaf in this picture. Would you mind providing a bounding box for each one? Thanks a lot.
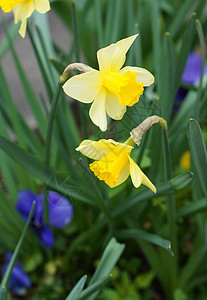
[0,135,94,205]
[169,0,195,37]
[187,119,207,198]
[1,15,47,137]
[177,198,206,219]
[113,173,193,217]
[0,202,36,288]
[175,13,196,91]
[0,286,7,300]
[116,229,173,255]
[159,33,177,121]
[65,275,87,300]
[87,238,125,300]
[80,276,110,300]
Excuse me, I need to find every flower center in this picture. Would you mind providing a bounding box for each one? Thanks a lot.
[0,0,26,12]
[103,70,144,106]
[89,146,129,187]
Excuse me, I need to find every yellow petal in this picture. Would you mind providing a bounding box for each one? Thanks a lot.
[76,139,116,160]
[89,89,107,131]
[13,0,35,23]
[142,173,156,193]
[19,18,27,38]
[115,164,130,187]
[0,0,25,12]
[120,66,154,87]
[129,157,156,192]
[97,44,117,72]
[34,0,50,13]
[63,71,102,103]
[105,92,126,120]
[113,34,138,71]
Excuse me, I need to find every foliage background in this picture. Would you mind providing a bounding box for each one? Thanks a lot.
[0,0,207,299]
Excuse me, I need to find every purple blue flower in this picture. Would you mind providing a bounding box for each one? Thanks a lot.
[174,52,207,111]
[16,190,73,248]
[1,253,31,296]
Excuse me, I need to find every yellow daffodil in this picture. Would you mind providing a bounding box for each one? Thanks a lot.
[180,151,190,170]
[76,139,156,192]
[63,34,154,131]
[0,0,50,38]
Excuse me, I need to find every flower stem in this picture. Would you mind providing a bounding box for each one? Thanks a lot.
[71,0,88,138]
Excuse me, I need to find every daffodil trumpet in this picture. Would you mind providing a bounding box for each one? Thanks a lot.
[76,138,156,192]
[62,34,155,131]
[0,0,50,38]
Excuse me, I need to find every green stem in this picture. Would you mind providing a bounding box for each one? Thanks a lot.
[71,1,88,138]
[71,1,80,62]
[0,201,36,288]
[44,81,62,222]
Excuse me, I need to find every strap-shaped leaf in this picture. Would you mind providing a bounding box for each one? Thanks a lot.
[188,119,207,198]
[65,275,87,300]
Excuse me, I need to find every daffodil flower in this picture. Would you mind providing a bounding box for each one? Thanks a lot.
[0,0,50,38]
[63,34,154,131]
[76,139,156,192]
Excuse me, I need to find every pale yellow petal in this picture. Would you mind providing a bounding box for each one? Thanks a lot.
[105,92,126,120]
[19,18,27,38]
[97,44,117,72]
[115,164,130,187]
[89,89,107,131]
[120,66,154,87]
[142,173,156,193]
[112,34,138,71]
[13,0,35,23]
[34,0,50,13]
[129,157,156,192]
[62,71,102,103]
[76,139,116,160]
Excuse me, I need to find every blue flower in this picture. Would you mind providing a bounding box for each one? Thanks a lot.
[1,253,31,296]
[16,190,73,248]
[174,52,207,111]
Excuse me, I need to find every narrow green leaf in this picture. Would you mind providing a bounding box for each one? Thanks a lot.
[1,15,47,137]
[195,19,206,119]
[169,0,195,37]
[159,33,177,121]
[175,13,196,91]
[65,275,87,300]
[177,198,206,218]
[0,18,18,59]
[0,135,94,205]
[0,202,36,288]
[80,276,110,300]
[113,173,193,217]
[187,119,207,199]
[150,0,161,83]
[0,286,7,300]
[179,245,207,288]
[116,229,173,255]
[87,238,125,300]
